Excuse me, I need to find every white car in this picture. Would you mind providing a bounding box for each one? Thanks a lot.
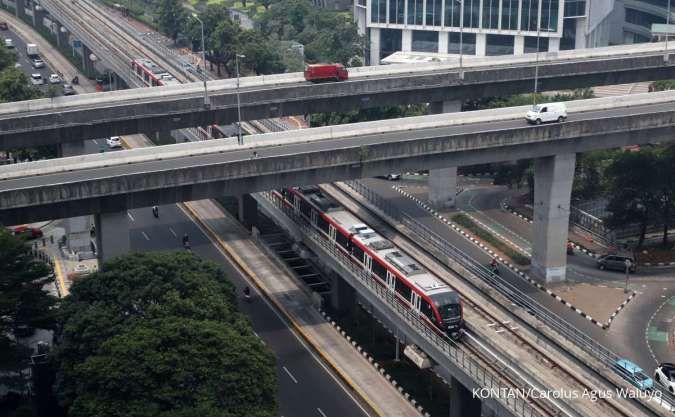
[655,363,675,394]
[30,73,44,85]
[4,38,13,48]
[106,136,122,148]
[525,102,567,125]
[48,74,61,84]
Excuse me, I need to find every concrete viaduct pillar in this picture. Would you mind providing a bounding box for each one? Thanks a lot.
[449,376,481,417]
[56,23,68,48]
[369,27,380,66]
[15,0,25,19]
[531,153,576,283]
[238,194,258,230]
[82,44,95,78]
[94,211,130,263]
[32,3,45,28]
[427,100,461,208]
[329,272,356,314]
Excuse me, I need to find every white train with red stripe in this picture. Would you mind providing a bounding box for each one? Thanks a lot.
[131,58,181,87]
[276,186,464,340]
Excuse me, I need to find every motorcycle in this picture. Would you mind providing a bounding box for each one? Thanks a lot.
[152,206,159,218]
[71,76,79,85]
[243,286,251,302]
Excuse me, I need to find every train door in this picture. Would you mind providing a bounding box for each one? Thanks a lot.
[364,254,372,272]
[411,292,422,313]
[385,271,396,292]
[328,224,337,242]
[310,209,317,226]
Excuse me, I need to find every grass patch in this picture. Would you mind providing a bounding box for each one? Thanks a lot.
[206,0,225,5]
[452,213,531,266]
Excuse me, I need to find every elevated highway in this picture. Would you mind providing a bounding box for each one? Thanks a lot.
[1,43,675,149]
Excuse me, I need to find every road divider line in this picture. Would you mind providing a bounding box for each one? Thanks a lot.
[317,408,327,417]
[141,231,150,241]
[168,227,177,237]
[283,366,298,384]
[127,212,135,222]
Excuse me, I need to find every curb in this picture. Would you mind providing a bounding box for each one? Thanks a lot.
[393,185,634,330]
[179,202,386,417]
[321,308,427,417]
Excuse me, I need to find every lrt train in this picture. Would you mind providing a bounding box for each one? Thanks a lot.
[131,58,181,87]
[275,186,464,340]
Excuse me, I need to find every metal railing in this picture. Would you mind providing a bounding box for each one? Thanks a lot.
[343,180,674,413]
[260,191,545,417]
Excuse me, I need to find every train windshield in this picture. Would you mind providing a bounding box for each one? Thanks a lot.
[430,292,461,321]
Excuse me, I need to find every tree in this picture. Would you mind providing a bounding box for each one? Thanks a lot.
[0,68,41,102]
[157,0,187,44]
[311,104,427,127]
[0,43,16,70]
[209,17,241,76]
[240,31,286,75]
[54,252,277,417]
[0,229,57,391]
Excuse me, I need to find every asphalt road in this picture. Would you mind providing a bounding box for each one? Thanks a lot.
[1,25,66,95]
[3,100,675,192]
[124,203,371,417]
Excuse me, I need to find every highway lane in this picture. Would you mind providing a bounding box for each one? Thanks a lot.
[3,99,675,191]
[125,203,372,417]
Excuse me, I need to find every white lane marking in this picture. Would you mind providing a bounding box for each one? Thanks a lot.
[253,330,266,345]
[127,212,135,222]
[141,231,150,241]
[317,408,327,417]
[168,227,177,237]
[282,366,298,384]
[92,139,98,145]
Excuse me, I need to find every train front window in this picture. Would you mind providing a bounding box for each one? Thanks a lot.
[430,292,461,321]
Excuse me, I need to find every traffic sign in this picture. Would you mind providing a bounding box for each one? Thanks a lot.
[73,39,81,48]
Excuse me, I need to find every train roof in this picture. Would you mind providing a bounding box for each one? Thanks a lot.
[134,58,170,76]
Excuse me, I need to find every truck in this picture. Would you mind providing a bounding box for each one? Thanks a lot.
[26,43,39,58]
[303,63,348,82]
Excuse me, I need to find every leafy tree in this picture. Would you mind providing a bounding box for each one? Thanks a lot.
[240,31,285,75]
[311,104,427,127]
[0,68,41,103]
[55,252,277,417]
[0,229,57,391]
[572,149,617,200]
[0,43,16,70]
[184,4,230,55]
[208,17,241,76]
[156,0,187,44]
[463,88,595,111]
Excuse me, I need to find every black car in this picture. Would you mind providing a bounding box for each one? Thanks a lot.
[596,254,636,272]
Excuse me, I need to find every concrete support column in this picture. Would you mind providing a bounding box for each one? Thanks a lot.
[59,141,94,258]
[32,5,44,27]
[575,17,587,49]
[514,35,525,55]
[238,194,258,230]
[369,27,380,66]
[531,153,576,283]
[429,100,461,114]
[329,273,356,314]
[481,402,496,417]
[56,23,68,48]
[402,29,412,52]
[548,37,560,52]
[153,128,174,145]
[449,376,480,417]
[94,211,130,264]
[429,167,457,208]
[82,44,94,78]
[15,0,25,19]
[475,33,487,56]
[438,31,448,54]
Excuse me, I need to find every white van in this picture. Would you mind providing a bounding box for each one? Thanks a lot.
[526,102,567,125]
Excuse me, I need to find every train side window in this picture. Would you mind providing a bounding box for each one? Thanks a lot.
[336,232,349,249]
[299,199,312,218]
[421,300,435,322]
[352,244,364,263]
[317,215,329,234]
[395,279,412,301]
[372,261,387,280]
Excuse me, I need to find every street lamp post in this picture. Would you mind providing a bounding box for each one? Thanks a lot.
[533,0,543,106]
[458,0,464,80]
[624,259,632,293]
[236,53,245,145]
[666,0,672,62]
[191,14,209,107]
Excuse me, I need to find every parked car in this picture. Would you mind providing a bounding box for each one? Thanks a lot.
[613,359,653,390]
[31,58,45,69]
[655,363,675,394]
[596,254,636,273]
[106,136,122,148]
[4,38,13,48]
[8,225,44,239]
[526,102,567,125]
[0,22,8,30]
[62,83,76,95]
[49,73,61,84]
[30,73,44,85]
[386,173,401,181]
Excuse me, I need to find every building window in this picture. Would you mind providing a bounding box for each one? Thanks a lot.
[482,0,499,29]
[371,0,386,23]
[426,0,441,26]
[444,0,461,27]
[524,35,549,52]
[412,30,439,52]
[521,0,539,32]
[541,0,559,31]
[388,0,404,23]
[408,0,424,25]
[448,32,476,54]
[560,17,576,50]
[486,34,514,55]
[501,0,519,30]
[380,28,402,59]
[564,0,585,18]
[465,0,480,28]
[626,8,665,29]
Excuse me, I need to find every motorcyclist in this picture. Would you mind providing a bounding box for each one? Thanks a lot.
[243,286,251,300]
[489,258,499,274]
[182,233,190,248]
[152,206,159,218]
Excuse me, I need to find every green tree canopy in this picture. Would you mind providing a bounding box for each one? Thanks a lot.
[157,0,187,43]
[55,252,277,417]
[0,229,57,391]
[0,67,41,103]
